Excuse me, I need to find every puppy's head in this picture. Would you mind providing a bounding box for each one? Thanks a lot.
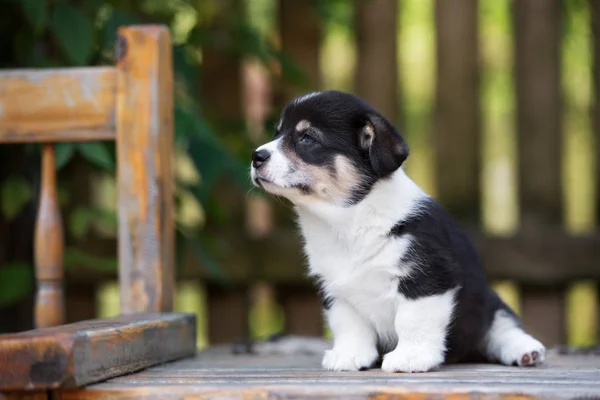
[250,91,409,206]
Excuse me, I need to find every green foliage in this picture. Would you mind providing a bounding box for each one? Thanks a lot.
[0,0,308,307]
[77,143,114,172]
[50,4,95,65]
[1,175,32,221]
[0,262,34,307]
[18,0,48,33]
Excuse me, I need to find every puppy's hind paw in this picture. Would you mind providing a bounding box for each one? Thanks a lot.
[503,335,546,367]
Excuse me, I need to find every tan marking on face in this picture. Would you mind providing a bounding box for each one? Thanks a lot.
[295,120,311,132]
[281,144,361,204]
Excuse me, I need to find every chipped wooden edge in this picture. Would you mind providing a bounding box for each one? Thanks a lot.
[0,67,117,143]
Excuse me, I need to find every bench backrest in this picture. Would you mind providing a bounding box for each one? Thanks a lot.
[0,25,175,328]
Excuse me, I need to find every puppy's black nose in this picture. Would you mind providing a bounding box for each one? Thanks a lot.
[252,149,271,168]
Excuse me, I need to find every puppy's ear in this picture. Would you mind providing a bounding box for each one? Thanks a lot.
[359,113,409,176]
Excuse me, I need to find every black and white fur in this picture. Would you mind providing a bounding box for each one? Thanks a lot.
[250,91,545,373]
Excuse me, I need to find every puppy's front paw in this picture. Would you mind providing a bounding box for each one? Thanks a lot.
[322,347,378,372]
[381,347,443,373]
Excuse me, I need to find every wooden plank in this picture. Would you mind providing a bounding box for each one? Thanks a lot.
[522,289,566,348]
[355,0,399,123]
[513,0,562,228]
[0,393,47,400]
[592,0,600,225]
[34,144,65,328]
[56,348,600,399]
[0,313,196,391]
[116,25,175,314]
[207,287,249,345]
[434,0,481,222]
[65,227,600,285]
[280,287,324,336]
[277,0,321,104]
[0,68,116,143]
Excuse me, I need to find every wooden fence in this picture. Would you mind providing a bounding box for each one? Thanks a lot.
[59,0,600,349]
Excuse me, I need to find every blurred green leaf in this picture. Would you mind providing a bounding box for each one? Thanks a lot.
[64,247,117,272]
[18,0,48,33]
[1,176,32,220]
[69,206,117,238]
[102,8,140,51]
[77,143,114,171]
[0,262,34,307]
[55,143,76,170]
[50,4,95,65]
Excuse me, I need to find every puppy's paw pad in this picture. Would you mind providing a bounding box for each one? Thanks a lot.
[517,347,545,367]
[322,348,378,372]
[381,348,442,373]
[502,335,546,367]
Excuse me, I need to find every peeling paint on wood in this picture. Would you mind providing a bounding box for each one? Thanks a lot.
[116,25,175,314]
[0,68,117,143]
[0,313,196,391]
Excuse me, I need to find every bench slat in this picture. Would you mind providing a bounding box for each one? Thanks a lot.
[0,67,117,143]
[0,313,196,390]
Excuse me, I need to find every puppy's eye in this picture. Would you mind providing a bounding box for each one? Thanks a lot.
[299,133,317,144]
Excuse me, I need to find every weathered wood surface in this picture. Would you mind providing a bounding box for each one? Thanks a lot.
[277,0,321,104]
[434,0,480,222]
[514,0,562,229]
[116,25,175,314]
[0,313,196,391]
[66,227,600,286]
[0,68,116,143]
[56,346,600,399]
[355,0,398,124]
[34,144,65,328]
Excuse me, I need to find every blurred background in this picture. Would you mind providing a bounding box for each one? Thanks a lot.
[0,0,598,351]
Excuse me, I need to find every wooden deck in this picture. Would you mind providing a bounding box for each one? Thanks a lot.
[57,346,600,400]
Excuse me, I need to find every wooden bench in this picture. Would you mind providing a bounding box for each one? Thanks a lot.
[0,25,196,395]
[1,21,600,400]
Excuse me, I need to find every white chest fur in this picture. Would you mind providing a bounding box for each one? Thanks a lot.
[294,169,426,340]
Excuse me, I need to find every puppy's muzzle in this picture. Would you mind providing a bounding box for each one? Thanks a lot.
[252,149,271,169]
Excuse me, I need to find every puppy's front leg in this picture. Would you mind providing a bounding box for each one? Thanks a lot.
[382,289,457,373]
[322,299,378,371]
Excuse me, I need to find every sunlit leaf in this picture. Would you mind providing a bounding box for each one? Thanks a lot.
[50,4,95,65]
[1,175,32,220]
[77,143,114,171]
[0,263,34,307]
[55,143,75,170]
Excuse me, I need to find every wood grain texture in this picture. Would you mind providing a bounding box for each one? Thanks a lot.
[116,25,175,314]
[0,68,116,143]
[55,346,600,399]
[514,0,562,228]
[0,313,196,391]
[34,144,65,328]
[434,0,481,222]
